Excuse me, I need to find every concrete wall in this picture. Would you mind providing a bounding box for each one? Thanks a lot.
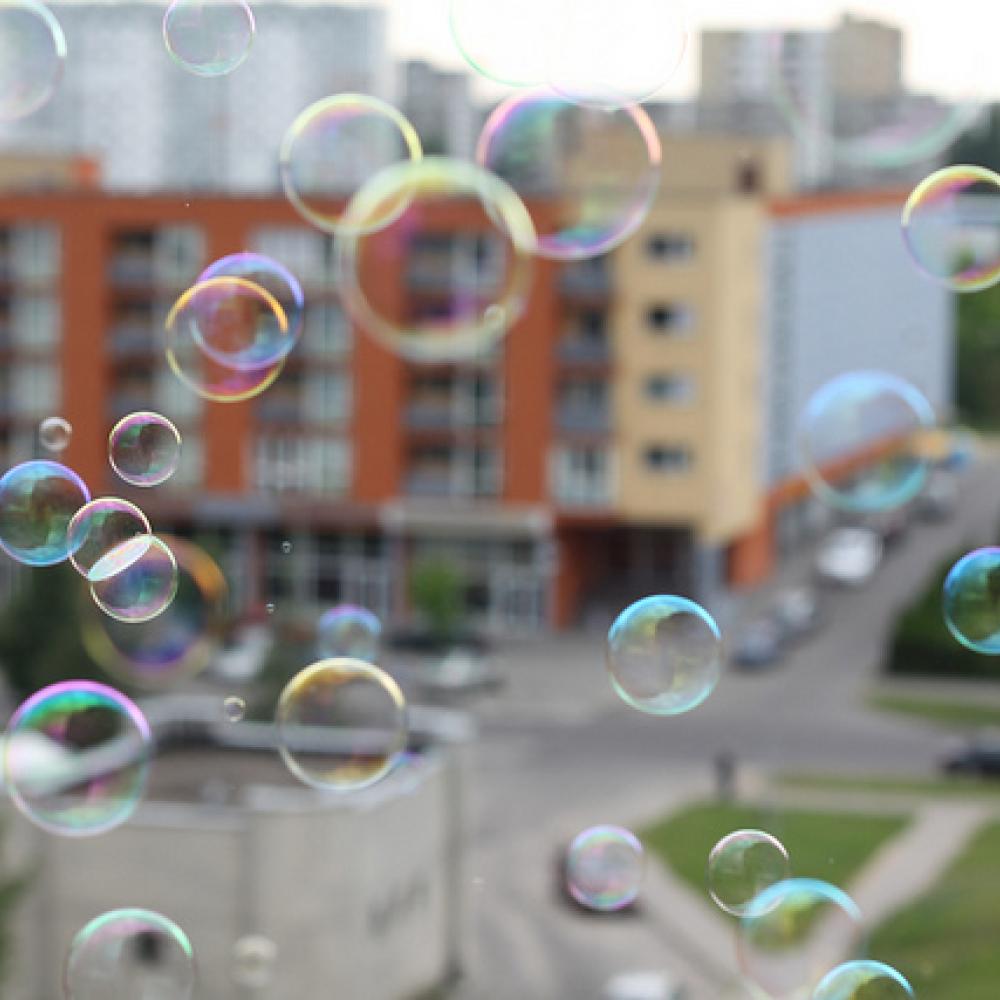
[3,750,463,1000]
[763,199,955,488]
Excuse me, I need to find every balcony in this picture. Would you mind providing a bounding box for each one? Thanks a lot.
[557,337,611,365]
[405,470,454,498]
[556,405,611,435]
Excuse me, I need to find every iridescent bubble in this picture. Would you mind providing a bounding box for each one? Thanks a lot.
[707,829,791,917]
[606,595,722,716]
[813,960,914,1000]
[799,372,935,513]
[942,547,1000,655]
[68,498,151,581]
[81,536,228,690]
[198,252,305,367]
[165,277,287,403]
[2,681,151,837]
[565,825,644,912]
[163,0,254,78]
[336,156,536,362]
[546,0,688,109]
[222,696,245,723]
[477,92,661,260]
[231,935,277,990]
[265,601,275,616]
[448,0,554,87]
[316,605,381,661]
[738,879,864,1000]
[38,416,71,453]
[281,540,292,554]
[275,658,407,792]
[90,535,179,624]
[901,165,1000,292]
[108,411,182,488]
[770,6,984,170]
[64,908,195,1000]
[280,94,422,236]
[0,459,90,567]
[0,0,66,121]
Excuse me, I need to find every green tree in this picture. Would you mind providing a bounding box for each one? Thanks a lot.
[948,104,1000,173]
[0,563,101,700]
[409,558,465,646]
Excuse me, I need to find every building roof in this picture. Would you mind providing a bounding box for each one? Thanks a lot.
[768,187,911,218]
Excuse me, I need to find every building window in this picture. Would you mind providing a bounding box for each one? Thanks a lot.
[252,227,333,291]
[643,444,693,473]
[551,445,613,506]
[254,436,351,495]
[646,304,694,333]
[645,232,695,261]
[644,374,696,404]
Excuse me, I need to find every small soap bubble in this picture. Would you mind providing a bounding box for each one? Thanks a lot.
[902,165,1000,292]
[0,459,90,566]
[275,658,407,792]
[67,498,151,581]
[738,879,863,1000]
[707,829,790,917]
[109,411,182,488]
[265,602,275,615]
[281,540,292,555]
[89,535,179,624]
[231,935,277,990]
[942,547,1000,654]
[813,960,915,1000]
[3,681,151,837]
[38,416,71,453]
[565,825,643,912]
[222,696,245,723]
[0,0,66,121]
[64,908,195,1000]
[317,604,381,661]
[606,595,722,716]
[799,371,935,514]
[163,0,254,78]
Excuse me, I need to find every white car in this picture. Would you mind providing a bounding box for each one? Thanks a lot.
[814,527,883,587]
[603,971,685,1000]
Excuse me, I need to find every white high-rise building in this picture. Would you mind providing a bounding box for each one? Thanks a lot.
[0,1,391,191]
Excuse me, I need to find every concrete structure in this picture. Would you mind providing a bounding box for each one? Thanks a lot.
[730,188,954,580]
[697,14,943,189]
[5,745,464,1000]
[2,1,390,191]
[400,60,477,159]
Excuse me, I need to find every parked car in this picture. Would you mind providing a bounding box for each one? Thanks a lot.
[603,971,685,1000]
[772,585,822,640]
[815,528,883,587]
[733,617,785,670]
[940,739,1000,777]
[916,472,958,522]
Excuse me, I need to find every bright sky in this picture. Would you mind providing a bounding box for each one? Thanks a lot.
[334,0,993,102]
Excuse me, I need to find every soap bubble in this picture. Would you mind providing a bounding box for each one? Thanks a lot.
[708,829,791,917]
[606,595,722,716]
[316,604,381,661]
[38,416,71,453]
[565,825,644,911]
[89,534,179,624]
[68,498,151,581]
[64,908,195,1000]
[3,680,151,837]
[0,0,66,120]
[163,0,254,78]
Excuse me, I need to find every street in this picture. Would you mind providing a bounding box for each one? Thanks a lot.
[452,453,1000,999]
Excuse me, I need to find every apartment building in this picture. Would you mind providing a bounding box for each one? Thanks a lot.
[0,134,952,632]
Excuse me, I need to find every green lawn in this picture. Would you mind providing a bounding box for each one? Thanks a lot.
[871,821,1000,1000]
[779,771,1000,799]
[870,693,1000,729]
[641,801,907,906]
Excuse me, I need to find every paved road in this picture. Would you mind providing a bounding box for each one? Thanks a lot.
[451,455,1000,1000]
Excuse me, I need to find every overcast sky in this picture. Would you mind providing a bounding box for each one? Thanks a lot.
[336,0,991,102]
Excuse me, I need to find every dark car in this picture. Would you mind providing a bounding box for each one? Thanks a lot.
[732,617,785,670]
[940,740,1000,777]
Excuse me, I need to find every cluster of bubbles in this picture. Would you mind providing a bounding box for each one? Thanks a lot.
[0,2,985,997]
